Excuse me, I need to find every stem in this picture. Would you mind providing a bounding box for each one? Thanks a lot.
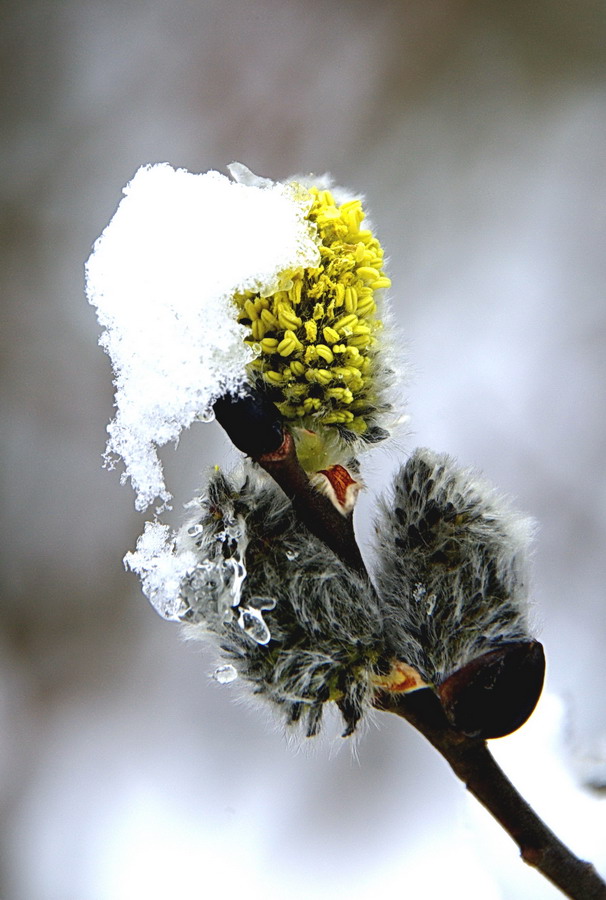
[213,388,365,572]
[376,689,606,900]
[214,385,606,898]
[257,431,365,573]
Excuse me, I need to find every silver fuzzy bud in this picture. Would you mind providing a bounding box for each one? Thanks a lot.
[177,462,385,736]
[372,448,536,690]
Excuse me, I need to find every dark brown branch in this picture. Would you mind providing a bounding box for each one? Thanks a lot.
[214,385,606,899]
[257,431,365,573]
[214,387,364,572]
[265,438,606,897]
[376,689,606,899]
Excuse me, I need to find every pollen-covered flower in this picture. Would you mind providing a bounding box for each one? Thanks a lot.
[232,179,393,470]
[127,461,386,737]
[86,163,395,510]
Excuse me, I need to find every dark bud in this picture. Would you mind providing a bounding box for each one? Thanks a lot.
[213,386,284,458]
[437,641,546,739]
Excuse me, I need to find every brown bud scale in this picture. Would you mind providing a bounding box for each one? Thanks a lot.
[437,640,546,739]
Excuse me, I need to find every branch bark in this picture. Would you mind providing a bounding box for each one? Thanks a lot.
[214,386,606,899]
[376,689,606,900]
[213,389,365,572]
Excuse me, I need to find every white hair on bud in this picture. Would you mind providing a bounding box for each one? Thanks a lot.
[176,462,385,736]
[372,448,535,684]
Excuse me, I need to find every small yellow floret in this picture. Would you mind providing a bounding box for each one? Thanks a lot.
[323,326,340,344]
[316,344,334,364]
[290,360,305,376]
[304,320,318,342]
[356,266,380,282]
[264,370,283,385]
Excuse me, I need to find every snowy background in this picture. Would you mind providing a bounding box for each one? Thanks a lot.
[2,1,606,898]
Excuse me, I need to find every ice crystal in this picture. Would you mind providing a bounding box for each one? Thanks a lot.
[123,521,197,620]
[213,664,238,684]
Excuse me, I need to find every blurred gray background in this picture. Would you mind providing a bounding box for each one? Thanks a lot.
[2,1,606,898]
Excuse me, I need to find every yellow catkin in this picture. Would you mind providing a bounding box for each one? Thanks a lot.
[322,410,355,424]
[303,397,322,413]
[284,383,307,399]
[291,279,303,304]
[232,183,389,437]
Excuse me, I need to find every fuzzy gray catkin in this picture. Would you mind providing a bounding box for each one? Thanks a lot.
[372,448,535,686]
[176,462,385,736]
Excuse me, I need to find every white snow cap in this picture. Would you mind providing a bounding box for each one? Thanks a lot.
[86,163,320,511]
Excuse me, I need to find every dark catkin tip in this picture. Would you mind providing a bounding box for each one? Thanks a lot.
[213,385,284,458]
